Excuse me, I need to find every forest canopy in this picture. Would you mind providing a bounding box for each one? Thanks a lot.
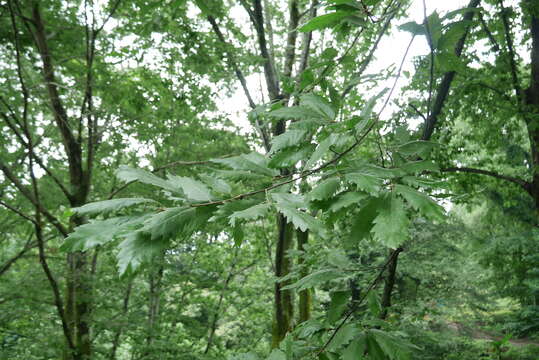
[1,0,539,359]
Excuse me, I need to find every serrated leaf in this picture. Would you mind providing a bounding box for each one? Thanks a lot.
[72,198,156,216]
[371,194,409,248]
[395,141,438,158]
[116,166,177,192]
[369,329,417,360]
[342,335,367,360]
[402,176,445,189]
[367,292,382,317]
[283,269,341,292]
[399,160,439,174]
[398,21,425,35]
[356,89,389,135]
[142,206,213,241]
[228,203,271,226]
[345,173,381,195]
[268,106,326,121]
[270,130,308,154]
[299,11,350,32]
[117,231,167,275]
[301,93,336,120]
[328,191,368,212]
[267,349,286,360]
[268,144,315,169]
[199,174,232,194]
[61,215,148,252]
[328,323,359,351]
[212,152,278,177]
[395,184,445,221]
[304,133,340,170]
[273,195,327,237]
[350,197,380,241]
[210,198,263,223]
[308,177,340,201]
[167,175,213,202]
[327,291,349,324]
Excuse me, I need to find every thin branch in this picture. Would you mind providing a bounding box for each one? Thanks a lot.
[421,0,481,140]
[251,0,281,101]
[441,166,531,193]
[499,0,523,105]
[342,3,400,97]
[315,248,403,357]
[0,160,69,236]
[478,12,500,51]
[204,15,271,151]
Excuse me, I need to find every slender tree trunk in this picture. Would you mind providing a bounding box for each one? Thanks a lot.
[272,215,294,348]
[297,229,311,324]
[109,278,134,360]
[380,248,402,319]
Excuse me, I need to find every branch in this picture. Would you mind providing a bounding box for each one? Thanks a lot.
[283,0,299,82]
[0,159,68,236]
[421,0,481,140]
[27,3,86,199]
[342,3,399,97]
[205,15,271,152]
[441,166,531,192]
[499,1,523,106]
[251,0,281,101]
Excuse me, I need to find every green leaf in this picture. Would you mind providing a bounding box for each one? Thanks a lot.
[398,21,425,35]
[308,177,341,201]
[345,172,381,195]
[304,133,340,170]
[299,11,350,32]
[355,89,389,135]
[228,203,271,226]
[117,231,167,275]
[116,166,177,192]
[267,349,286,360]
[328,191,368,212]
[367,292,382,317]
[270,130,308,154]
[396,141,438,158]
[371,193,409,248]
[272,194,327,237]
[399,160,439,174]
[167,175,213,202]
[328,323,359,351]
[199,174,232,194]
[342,335,367,360]
[142,206,213,241]
[212,152,278,177]
[327,290,349,324]
[72,198,156,216]
[268,106,326,121]
[369,329,417,360]
[395,184,445,221]
[61,215,148,252]
[349,197,380,241]
[268,145,315,169]
[283,269,342,292]
[301,93,336,120]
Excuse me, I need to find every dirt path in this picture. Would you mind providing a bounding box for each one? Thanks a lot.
[448,322,539,348]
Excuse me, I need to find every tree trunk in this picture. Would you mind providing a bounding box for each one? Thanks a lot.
[380,248,402,319]
[297,229,311,324]
[272,215,294,347]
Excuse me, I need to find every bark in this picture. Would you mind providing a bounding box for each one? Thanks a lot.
[297,229,311,324]
[380,247,402,319]
[271,216,294,348]
[108,278,134,360]
[143,262,164,358]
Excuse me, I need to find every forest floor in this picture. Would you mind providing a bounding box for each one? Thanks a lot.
[447,322,539,348]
